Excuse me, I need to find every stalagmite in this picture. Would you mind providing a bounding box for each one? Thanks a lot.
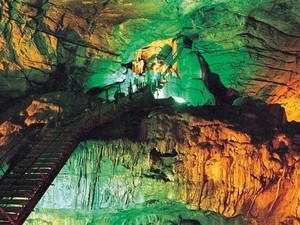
[0,0,299,224]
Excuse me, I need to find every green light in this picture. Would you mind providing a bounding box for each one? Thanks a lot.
[172,96,186,104]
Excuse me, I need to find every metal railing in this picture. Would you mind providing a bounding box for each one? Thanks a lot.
[0,85,155,224]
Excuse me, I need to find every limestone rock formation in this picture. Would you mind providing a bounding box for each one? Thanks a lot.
[0,121,22,147]
[0,0,299,120]
[143,108,300,225]
[25,105,300,225]
[0,0,300,224]
[0,91,88,169]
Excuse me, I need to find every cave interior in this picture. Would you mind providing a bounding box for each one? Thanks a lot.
[0,0,300,225]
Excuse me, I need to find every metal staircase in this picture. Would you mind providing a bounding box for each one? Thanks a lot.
[0,86,154,225]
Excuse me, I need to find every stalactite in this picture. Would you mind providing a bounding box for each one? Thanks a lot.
[23,109,300,225]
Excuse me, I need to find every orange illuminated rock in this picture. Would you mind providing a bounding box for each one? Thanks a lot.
[144,109,300,225]
[267,79,300,122]
[0,121,22,146]
[24,100,60,126]
[0,0,299,123]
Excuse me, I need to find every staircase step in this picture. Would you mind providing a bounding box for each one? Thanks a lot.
[1,179,43,186]
[4,173,46,180]
[15,164,54,170]
[39,139,59,144]
[0,190,35,198]
[25,157,61,162]
[43,131,62,136]
[43,140,70,145]
[0,212,18,220]
[0,184,40,192]
[13,162,56,173]
[32,160,60,165]
[1,206,23,214]
[29,148,66,154]
[0,198,29,206]
[12,167,53,174]
[14,162,57,171]
[51,133,74,139]
[0,213,17,223]
[0,221,13,225]
[42,132,63,138]
[31,143,50,148]
[29,152,64,156]
[33,141,72,147]
[27,153,63,158]
[21,158,58,164]
[45,130,65,134]
[35,157,62,165]
[31,143,66,149]
[46,143,72,149]
[27,152,64,157]
[56,139,75,144]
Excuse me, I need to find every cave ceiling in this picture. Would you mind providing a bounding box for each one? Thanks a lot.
[0,0,299,121]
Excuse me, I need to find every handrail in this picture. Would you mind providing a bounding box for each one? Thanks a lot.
[0,86,154,225]
[0,206,15,224]
[0,111,52,172]
[0,99,92,172]
[0,120,81,224]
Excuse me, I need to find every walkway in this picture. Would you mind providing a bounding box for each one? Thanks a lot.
[0,86,154,225]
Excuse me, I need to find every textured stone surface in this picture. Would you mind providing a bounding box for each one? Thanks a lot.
[0,0,299,120]
[0,91,88,158]
[143,109,300,225]
[26,140,251,225]
[0,121,22,146]
[25,106,300,225]
[0,0,300,224]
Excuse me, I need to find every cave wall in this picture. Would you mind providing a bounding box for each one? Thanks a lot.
[142,110,300,225]
[26,140,251,225]
[188,3,300,121]
[0,1,300,224]
[25,108,300,225]
[0,0,181,96]
[0,0,299,120]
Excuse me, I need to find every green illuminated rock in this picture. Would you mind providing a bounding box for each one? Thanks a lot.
[24,106,300,224]
[0,0,299,120]
[26,140,251,225]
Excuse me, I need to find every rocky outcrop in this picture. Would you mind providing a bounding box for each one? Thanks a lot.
[144,108,300,225]
[25,105,300,225]
[0,0,180,96]
[0,0,300,223]
[27,140,252,225]
[0,91,89,174]
[0,0,299,120]
[0,121,22,147]
[186,2,300,121]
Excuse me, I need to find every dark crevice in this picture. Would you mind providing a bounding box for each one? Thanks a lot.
[195,51,239,105]
[246,16,300,39]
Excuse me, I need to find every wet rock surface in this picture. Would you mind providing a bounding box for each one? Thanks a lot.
[0,0,299,120]
[26,104,300,225]
[0,0,299,224]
